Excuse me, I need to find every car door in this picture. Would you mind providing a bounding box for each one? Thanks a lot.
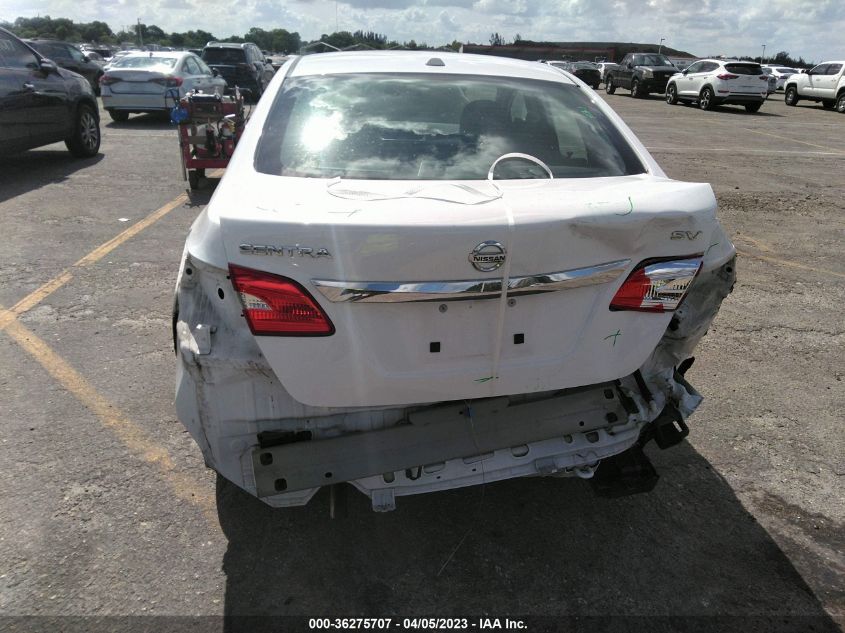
[0,31,38,151]
[65,43,99,87]
[677,61,702,97]
[818,63,842,99]
[805,64,827,97]
[181,55,205,94]
[613,53,634,88]
[691,61,717,95]
[0,31,70,147]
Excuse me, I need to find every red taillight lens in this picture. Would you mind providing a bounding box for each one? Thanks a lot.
[229,264,334,336]
[716,73,739,80]
[99,75,120,85]
[150,76,183,87]
[610,256,702,313]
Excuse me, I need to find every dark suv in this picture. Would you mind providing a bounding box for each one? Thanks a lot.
[605,53,678,98]
[201,41,275,101]
[23,39,105,95]
[0,27,101,157]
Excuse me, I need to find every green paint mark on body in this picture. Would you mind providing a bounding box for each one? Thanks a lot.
[604,330,622,346]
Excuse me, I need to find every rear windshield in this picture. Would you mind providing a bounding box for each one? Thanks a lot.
[571,62,598,69]
[255,73,646,180]
[202,48,245,64]
[634,54,671,66]
[777,68,796,73]
[112,55,177,69]
[725,63,763,75]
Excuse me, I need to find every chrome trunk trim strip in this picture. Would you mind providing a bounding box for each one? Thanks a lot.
[311,259,630,303]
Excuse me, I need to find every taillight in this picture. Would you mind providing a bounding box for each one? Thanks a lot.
[150,76,183,87]
[610,256,702,313]
[759,75,769,80]
[229,264,334,336]
[237,63,252,71]
[716,73,739,80]
[99,75,120,85]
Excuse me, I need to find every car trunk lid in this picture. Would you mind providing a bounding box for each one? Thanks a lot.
[212,172,718,407]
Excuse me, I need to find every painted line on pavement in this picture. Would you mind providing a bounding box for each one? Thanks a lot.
[2,315,217,524]
[1,192,188,330]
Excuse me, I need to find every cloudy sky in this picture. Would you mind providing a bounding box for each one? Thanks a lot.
[4,0,843,62]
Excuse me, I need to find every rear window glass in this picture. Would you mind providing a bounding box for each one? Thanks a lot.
[203,48,245,64]
[634,55,671,66]
[112,55,177,69]
[777,68,796,73]
[255,73,646,180]
[725,64,763,75]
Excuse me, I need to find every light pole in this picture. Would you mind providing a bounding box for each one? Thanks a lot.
[761,44,766,64]
[658,37,665,54]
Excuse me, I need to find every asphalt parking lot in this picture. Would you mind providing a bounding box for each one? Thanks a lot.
[1,91,843,632]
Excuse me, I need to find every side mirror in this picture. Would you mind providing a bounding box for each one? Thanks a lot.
[212,68,220,77]
[627,63,633,69]
[682,69,688,75]
[39,59,59,74]
[265,58,273,64]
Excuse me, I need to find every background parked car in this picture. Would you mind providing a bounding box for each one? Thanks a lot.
[666,59,768,112]
[762,65,798,91]
[0,27,100,157]
[596,62,618,84]
[784,61,845,112]
[100,51,227,122]
[24,39,104,95]
[605,53,677,97]
[201,41,275,102]
[760,67,778,95]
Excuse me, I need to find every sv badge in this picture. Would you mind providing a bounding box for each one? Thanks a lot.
[670,230,702,241]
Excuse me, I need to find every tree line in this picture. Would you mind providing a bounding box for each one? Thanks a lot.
[0,16,461,53]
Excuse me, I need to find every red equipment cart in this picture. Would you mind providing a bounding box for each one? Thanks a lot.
[176,92,245,190]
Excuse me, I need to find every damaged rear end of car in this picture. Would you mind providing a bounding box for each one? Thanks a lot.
[173,52,736,511]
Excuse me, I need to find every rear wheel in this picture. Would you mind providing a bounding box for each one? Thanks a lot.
[822,99,835,109]
[187,169,204,190]
[630,79,642,98]
[605,76,616,94]
[837,93,845,113]
[699,86,715,110]
[744,102,762,113]
[64,103,100,158]
[784,86,799,106]
[666,83,679,104]
[107,109,129,122]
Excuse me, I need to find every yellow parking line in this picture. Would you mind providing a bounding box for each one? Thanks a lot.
[1,193,187,330]
[3,316,217,524]
[741,127,845,154]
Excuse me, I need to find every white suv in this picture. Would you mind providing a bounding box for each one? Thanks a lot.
[784,61,845,112]
[665,59,769,112]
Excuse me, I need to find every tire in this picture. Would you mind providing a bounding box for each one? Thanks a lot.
[837,93,845,113]
[188,169,201,190]
[666,83,679,105]
[108,109,129,122]
[605,76,616,94]
[784,86,799,106]
[822,99,835,109]
[745,102,762,113]
[64,103,100,158]
[92,74,102,96]
[630,79,641,98]
[699,86,715,111]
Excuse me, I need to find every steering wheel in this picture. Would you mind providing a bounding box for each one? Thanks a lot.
[487,153,554,180]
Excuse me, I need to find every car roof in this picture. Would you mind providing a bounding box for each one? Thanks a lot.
[118,51,189,59]
[205,42,248,49]
[290,51,577,84]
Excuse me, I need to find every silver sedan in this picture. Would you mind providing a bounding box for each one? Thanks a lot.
[100,51,227,122]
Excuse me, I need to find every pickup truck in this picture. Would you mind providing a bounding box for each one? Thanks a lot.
[784,61,845,112]
[604,53,677,97]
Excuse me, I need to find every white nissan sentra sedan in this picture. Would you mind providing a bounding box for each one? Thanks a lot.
[174,51,736,512]
[100,51,227,122]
